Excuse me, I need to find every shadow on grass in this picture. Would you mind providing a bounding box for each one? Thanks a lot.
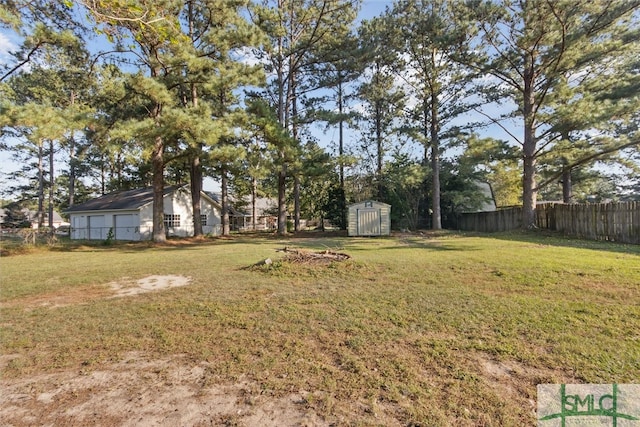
[474,229,640,256]
[37,231,349,255]
[9,228,635,257]
[41,235,259,254]
[373,239,465,251]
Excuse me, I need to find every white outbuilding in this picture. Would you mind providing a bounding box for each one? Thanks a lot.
[347,200,391,236]
[66,185,222,241]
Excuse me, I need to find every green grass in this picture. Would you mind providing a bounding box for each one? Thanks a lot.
[1,231,639,425]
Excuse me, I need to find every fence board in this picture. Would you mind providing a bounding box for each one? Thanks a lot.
[456,201,640,244]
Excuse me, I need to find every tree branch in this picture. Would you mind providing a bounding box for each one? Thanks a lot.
[472,107,523,146]
[535,137,640,191]
[0,43,43,82]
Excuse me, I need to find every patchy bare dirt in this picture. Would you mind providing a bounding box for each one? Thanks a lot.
[0,274,572,426]
[0,350,570,427]
[0,352,328,427]
[0,276,332,426]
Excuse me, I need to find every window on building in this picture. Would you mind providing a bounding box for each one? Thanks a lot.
[200,214,207,226]
[164,214,180,228]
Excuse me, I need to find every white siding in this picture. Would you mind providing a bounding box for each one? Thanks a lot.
[139,204,153,240]
[200,198,221,235]
[69,186,222,241]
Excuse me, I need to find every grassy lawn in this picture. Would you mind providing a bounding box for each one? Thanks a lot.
[1,231,639,425]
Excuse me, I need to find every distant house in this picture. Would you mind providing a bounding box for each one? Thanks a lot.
[206,193,278,232]
[66,185,222,241]
[0,207,68,229]
[233,197,279,231]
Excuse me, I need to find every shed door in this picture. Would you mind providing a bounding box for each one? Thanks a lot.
[358,209,381,236]
[87,215,105,240]
[114,214,138,240]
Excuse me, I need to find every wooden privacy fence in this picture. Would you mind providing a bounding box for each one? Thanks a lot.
[456,201,640,244]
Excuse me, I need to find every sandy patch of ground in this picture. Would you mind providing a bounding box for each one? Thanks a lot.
[0,353,326,427]
[2,275,193,309]
[108,275,192,298]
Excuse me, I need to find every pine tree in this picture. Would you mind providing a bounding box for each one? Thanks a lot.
[463,0,640,227]
[251,0,359,235]
[356,16,406,201]
[1,39,90,228]
[383,0,478,229]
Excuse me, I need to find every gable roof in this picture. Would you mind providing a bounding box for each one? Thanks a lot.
[66,185,183,213]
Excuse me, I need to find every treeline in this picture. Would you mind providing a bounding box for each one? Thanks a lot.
[1,0,639,240]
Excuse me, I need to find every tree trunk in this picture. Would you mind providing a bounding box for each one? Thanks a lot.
[430,66,441,230]
[187,5,203,237]
[48,139,54,229]
[37,141,45,229]
[337,77,347,229]
[562,167,572,203]
[338,77,345,192]
[291,70,300,233]
[294,175,300,232]
[100,153,106,195]
[190,151,203,237]
[69,133,76,207]
[375,100,383,200]
[68,90,76,207]
[278,167,287,235]
[276,5,287,237]
[221,168,230,236]
[149,50,166,243]
[522,52,538,228]
[252,176,258,231]
[151,133,166,243]
[374,62,383,200]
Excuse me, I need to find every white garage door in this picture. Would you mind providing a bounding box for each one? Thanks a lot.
[115,214,138,240]
[88,215,105,240]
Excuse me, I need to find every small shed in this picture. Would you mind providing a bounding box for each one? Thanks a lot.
[348,200,391,236]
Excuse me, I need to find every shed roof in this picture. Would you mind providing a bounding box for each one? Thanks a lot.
[348,200,391,208]
[66,185,183,213]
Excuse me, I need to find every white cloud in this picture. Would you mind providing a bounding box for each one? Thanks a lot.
[0,31,17,65]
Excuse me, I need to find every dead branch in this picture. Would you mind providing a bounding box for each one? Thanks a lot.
[275,247,351,263]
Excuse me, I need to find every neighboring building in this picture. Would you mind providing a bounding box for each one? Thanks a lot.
[348,200,391,236]
[0,207,68,229]
[233,197,278,231]
[66,185,222,241]
[466,181,497,212]
[207,193,278,232]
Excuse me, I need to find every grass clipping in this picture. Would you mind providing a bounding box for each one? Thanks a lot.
[248,247,351,270]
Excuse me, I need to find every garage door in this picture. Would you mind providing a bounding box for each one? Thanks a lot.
[114,214,139,241]
[87,215,105,240]
[357,209,381,236]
